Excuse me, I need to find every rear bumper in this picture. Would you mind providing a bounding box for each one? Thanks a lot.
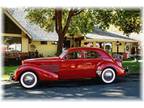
[120,67,128,77]
[125,66,129,74]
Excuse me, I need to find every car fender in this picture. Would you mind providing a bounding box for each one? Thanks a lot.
[96,61,125,77]
[14,64,58,81]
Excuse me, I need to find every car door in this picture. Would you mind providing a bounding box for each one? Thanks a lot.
[81,50,102,78]
[59,50,87,80]
[59,50,102,80]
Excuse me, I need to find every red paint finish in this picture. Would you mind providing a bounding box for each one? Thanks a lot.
[13,47,126,81]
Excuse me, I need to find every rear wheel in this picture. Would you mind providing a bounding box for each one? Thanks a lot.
[101,68,116,84]
[20,71,38,89]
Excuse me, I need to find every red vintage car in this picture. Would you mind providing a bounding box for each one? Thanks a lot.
[11,47,127,88]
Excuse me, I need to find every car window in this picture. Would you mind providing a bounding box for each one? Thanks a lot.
[66,51,82,59]
[59,50,67,58]
[84,50,100,59]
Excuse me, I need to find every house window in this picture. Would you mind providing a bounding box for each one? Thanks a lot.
[105,42,112,54]
[3,36,22,52]
[51,41,57,45]
[41,41,47,45]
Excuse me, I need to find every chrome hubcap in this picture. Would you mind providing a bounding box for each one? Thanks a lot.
[103,70,113,81]
[23,74,35,85]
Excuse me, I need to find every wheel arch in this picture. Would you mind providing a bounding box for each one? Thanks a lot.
[15,65,59,81]
[18,69,39,81]
[102,66,117,76]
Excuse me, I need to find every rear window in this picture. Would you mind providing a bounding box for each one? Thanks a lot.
[66,51,82,59]
[84,50,100,59]
[96,50,112,59]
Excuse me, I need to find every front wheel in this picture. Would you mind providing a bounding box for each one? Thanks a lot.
[101,68,116,84]
[20,71,38,89]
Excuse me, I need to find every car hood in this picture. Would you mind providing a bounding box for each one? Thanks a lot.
[22,57,60,64]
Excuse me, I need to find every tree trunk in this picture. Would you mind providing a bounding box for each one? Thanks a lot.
[54,9,83,55]
[56,33,64,56]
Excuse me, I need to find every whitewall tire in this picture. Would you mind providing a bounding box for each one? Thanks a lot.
[101,68,116,84]
[20,72,38,89]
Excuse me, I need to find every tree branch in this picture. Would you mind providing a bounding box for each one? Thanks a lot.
[55,8,84,37]
[62,9,74,36]
[73,10,84,16]
[62,9,83,36]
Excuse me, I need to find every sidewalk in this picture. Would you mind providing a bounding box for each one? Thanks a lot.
[2,75,10,81]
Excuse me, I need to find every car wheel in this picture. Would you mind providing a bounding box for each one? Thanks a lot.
[20,71,38,89]
[101,68,116,84]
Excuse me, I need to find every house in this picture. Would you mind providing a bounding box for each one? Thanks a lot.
[81,27,140,59]
[2,8,140,59]
[2,8,58,57]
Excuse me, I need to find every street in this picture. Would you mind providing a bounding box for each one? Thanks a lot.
[2,75,141,100]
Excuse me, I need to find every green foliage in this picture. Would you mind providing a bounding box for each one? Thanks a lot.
[3,37,21,45]
[26,8,141,36]
[25,8,141,55]
[112,9,141,35]
[25,8,55,32]
[122,60,140,74]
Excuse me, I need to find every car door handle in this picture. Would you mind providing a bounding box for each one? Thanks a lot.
[85,63,92,65]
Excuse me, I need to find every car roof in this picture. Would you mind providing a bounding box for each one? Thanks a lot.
[67,47,104,52]
[67,47,113,59]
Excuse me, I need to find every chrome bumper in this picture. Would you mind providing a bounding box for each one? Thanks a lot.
[96,70,102,76]
[125,66,129,73]
[9,73,15,80]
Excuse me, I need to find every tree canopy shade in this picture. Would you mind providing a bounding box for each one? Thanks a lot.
[26,8,141,55]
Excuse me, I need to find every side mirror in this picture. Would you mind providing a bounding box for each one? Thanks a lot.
[63,55,68,60]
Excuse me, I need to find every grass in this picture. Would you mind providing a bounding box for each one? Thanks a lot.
[2,59,141,80]
[2,65,18,80]
[122,60,141,74]
[3,65,18,75]
[3,61,141,75]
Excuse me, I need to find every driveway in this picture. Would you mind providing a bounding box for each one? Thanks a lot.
[2,75,141,100]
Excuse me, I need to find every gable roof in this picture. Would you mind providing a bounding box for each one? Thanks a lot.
[86,27,137,42]
[4,8,58,41]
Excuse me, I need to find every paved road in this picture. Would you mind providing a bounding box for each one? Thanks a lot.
[2,75,141,100]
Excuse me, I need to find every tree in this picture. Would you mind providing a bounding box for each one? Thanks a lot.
[112,9,141,36]
[26,8,86,55]
[26,8,141,55]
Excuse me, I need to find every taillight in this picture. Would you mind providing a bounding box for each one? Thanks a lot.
[114,58,122,67]
[117,61,122,67]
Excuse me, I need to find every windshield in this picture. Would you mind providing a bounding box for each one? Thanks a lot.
[59,50,68,58]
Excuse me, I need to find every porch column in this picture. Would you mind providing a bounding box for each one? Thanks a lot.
[93,41,96,47]
[21,31,29,52]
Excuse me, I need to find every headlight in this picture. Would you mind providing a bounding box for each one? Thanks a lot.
[22,60,24,64]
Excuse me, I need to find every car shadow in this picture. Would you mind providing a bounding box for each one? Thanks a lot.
[2,76,140,100]
[37,77,127,88]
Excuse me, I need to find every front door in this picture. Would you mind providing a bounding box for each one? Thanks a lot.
[59,51,85,79]
[59,50,101,79]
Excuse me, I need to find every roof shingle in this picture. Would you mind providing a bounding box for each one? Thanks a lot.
[6,8,58,41]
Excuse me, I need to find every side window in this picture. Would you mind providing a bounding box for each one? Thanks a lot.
[84,50,100,59]
[66,51,82,59]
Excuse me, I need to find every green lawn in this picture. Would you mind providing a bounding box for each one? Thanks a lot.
[3,60,141,75]
[3,66,18,75]
[122,60,141,74]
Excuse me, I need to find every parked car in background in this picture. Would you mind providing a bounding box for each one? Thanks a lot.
[11,47,127,89]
